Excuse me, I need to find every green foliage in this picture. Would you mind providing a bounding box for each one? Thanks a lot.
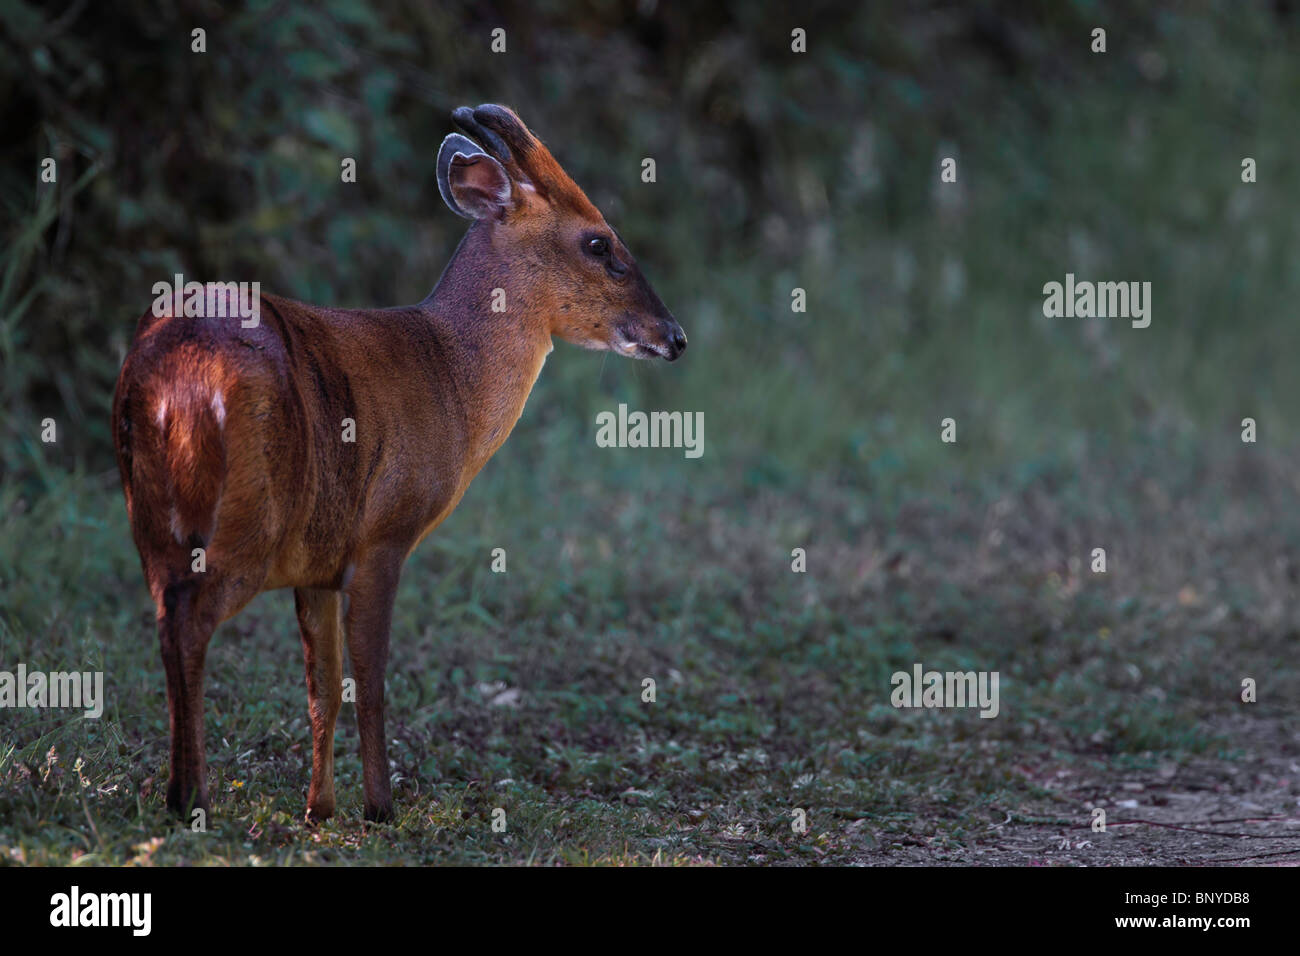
[4,2,1298,482]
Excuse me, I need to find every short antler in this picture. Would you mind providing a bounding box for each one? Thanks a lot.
[452,103,573,199]
[452,106,514,165]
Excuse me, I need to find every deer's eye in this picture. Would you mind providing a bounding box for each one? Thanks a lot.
[585,236,610,258]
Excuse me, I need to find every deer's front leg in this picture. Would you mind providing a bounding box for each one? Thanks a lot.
[344,550,403,822]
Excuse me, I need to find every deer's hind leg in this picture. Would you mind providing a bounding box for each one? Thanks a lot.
[156,577,220,820]
[295,587,345,823]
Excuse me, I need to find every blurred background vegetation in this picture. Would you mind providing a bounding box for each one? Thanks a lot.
[3,1,1300,863]
[5,0,1300,486]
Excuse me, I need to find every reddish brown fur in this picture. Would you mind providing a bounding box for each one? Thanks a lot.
[113,105,685,822]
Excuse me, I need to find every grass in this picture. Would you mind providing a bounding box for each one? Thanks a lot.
[2,424,1297,864]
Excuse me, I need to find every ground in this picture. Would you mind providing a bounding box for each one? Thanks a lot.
[3,432,1297,866]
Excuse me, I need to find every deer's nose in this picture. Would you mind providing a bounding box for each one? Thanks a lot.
[666,326,687,361]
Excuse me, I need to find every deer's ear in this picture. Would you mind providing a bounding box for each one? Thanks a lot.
[437,133,512,220]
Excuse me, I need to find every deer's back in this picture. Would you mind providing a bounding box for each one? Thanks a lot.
[115,293,469,600]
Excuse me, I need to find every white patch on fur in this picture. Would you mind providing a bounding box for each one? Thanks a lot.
[155,397,168,427]
[211,389,226,427]
[170,507,183,544]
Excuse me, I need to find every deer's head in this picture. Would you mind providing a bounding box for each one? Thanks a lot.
[437,104,686,362]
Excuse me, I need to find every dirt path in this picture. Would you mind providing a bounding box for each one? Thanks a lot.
[855,716,1300,865]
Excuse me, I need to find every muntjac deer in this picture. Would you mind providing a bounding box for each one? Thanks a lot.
[112,104,686,823]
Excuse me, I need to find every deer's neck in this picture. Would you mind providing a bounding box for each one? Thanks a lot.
[420,224,554,474]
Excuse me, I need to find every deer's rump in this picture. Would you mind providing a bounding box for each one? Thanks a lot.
[112,310,310,604]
